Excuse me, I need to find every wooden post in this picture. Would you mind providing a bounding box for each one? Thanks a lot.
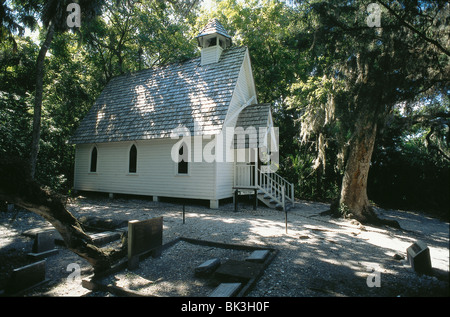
[291,183,294,208]
[253,188,257,210]
[182,204,185,224]
[234,189,239,212]
[285,208,288,234]
[254,148,258,187]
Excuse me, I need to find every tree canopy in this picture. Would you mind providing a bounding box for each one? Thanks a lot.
[1,0,448,224]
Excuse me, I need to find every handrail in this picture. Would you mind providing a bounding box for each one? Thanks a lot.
[257,166,294,204]
[235,164,295,210]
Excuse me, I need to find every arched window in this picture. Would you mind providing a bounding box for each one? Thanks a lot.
[129,144,137,173]
[178,143,188,174]
[90,146,98,172]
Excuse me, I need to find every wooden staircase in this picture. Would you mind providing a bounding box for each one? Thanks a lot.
[234,164,295,211]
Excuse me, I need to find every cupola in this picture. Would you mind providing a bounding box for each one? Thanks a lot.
[196,18,232,66]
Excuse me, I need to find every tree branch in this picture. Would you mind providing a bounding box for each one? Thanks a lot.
[376,0,450,56]
[0,157,126,273]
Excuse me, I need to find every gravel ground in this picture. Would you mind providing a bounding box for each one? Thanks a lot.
[0,194,448,298]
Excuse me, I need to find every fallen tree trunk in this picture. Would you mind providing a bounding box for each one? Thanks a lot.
[0,156,124,273]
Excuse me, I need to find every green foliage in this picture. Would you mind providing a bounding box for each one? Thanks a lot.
[1,0,448,218]
[284,0,449,216]
[0,37,36,159]
[369,96,450,217]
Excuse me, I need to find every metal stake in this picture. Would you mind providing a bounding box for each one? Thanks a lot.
[285,209,288,234]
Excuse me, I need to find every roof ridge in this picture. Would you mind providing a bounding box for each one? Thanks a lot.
[109,45,247,83]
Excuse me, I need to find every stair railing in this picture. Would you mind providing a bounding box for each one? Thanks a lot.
[235,164,295,211]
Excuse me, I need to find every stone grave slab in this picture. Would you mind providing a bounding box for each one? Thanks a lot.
[195,258,221,277]
[209,283,242,297]
[245,250,270,263]
[407,241,432,275]
[5,260,48,295]
[214,260,264,283]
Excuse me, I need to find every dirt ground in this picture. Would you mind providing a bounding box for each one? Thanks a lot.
[0,194,449,298]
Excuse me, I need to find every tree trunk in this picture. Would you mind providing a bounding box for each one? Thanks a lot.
[30,22,55,179]
[337,117,400,228]
[339,118,378,222]
[1,157,125,273]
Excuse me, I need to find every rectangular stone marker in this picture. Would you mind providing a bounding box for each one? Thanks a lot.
[22,227,63,243]
[245,250,270,263]
[32,231,55,253]
[407,240,432,275]
[209,283,242,297]
[28,232,59,259]
[195,258,221,277]
[128,217,163,259]
[5,260,47,295]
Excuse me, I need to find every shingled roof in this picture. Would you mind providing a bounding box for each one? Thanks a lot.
[196,18,232,40]
[234,103,271,149]
[70,45,248,144]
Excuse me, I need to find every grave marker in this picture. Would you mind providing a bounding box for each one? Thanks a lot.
[28,232,58,259]
[32,232,55,253]
[5,260,48,295]
[407,241,432,275]
[128,217,163,269]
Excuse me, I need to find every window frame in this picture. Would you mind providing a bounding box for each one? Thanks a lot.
[176,142,189,176]
[128,143,138,174]
[89,145,98,173]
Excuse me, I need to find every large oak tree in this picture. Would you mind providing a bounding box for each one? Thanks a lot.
[289,0,449,225]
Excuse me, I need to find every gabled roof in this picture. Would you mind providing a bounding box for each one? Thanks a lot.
[236,103,271,130]
[70,46,248,144]
[196,18,232,40]
[234,103,271,149]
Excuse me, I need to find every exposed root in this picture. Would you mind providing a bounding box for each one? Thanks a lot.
[324,200,402,229]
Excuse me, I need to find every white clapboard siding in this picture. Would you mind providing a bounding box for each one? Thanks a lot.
[74,138,216,200]
[201,45,223,66]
